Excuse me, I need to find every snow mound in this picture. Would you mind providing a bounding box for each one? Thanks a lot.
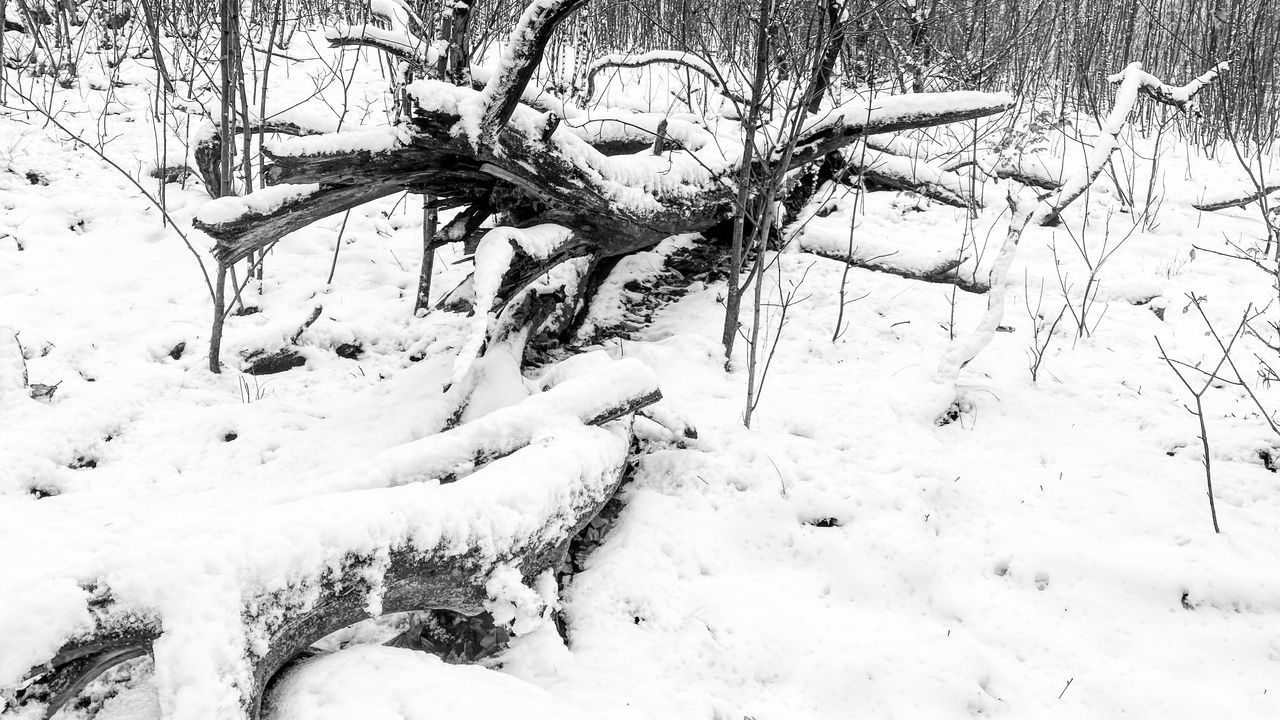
[269,645,589,720]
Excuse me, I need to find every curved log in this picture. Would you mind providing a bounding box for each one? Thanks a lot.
[241,504,604,720]
[1034,61,1226,226]
[6,362,662,720]
[17,465,625,720]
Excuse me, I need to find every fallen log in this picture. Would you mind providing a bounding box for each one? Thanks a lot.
[186,0,1013,380]
[5,359,661,720]
[804,245,988,293]
[190,0,1011,272]
[787,181,988,292]
[1193,184,1280,212]
[846,142,983,209]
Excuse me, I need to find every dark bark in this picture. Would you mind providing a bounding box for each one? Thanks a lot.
[806,0,844,115]
[804,246,989,293]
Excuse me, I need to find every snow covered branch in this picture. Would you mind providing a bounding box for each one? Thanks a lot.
[325,0,430,70]
[474,0,589,145]
[583,50,748,107]
[846,141,983,209]
[1031,63,1146,226]
[1120,60,1229,115]
[1034,61,1227,226]
[194,86,1012,274]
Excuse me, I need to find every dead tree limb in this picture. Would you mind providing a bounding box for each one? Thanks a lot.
[475,0,589,144]
[804,245,988,293]
[1034,61,1226,226]
[194,121,325,198]
[583,50,748,106]
[1130,61,1229,115]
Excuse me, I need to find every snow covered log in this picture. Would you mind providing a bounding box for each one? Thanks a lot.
[5,359,661,720]
[786,182,987,293]
[1192,184,1280,212]
[474,0,590,144]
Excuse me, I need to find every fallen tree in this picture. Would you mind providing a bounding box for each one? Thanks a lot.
[193,87,1014,266]
[186,0,1015,379]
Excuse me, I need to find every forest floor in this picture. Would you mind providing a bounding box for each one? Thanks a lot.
[3,38,1280,720]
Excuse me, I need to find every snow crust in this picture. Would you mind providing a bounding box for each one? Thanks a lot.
[196,184,321,224]
[269,646,590,720]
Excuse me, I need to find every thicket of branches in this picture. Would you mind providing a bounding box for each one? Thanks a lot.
[418,0,1279,148]
[6,0,1277,148]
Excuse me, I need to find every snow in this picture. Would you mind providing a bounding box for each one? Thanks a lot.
[325,24,423,58]
[269,646,590,720]
[266,125,410,157]
[4,23,1280,720]
[196,184,321,224]
[370,0,424,34]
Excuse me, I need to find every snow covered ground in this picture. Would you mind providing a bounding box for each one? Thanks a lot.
[4,34,1280,720]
